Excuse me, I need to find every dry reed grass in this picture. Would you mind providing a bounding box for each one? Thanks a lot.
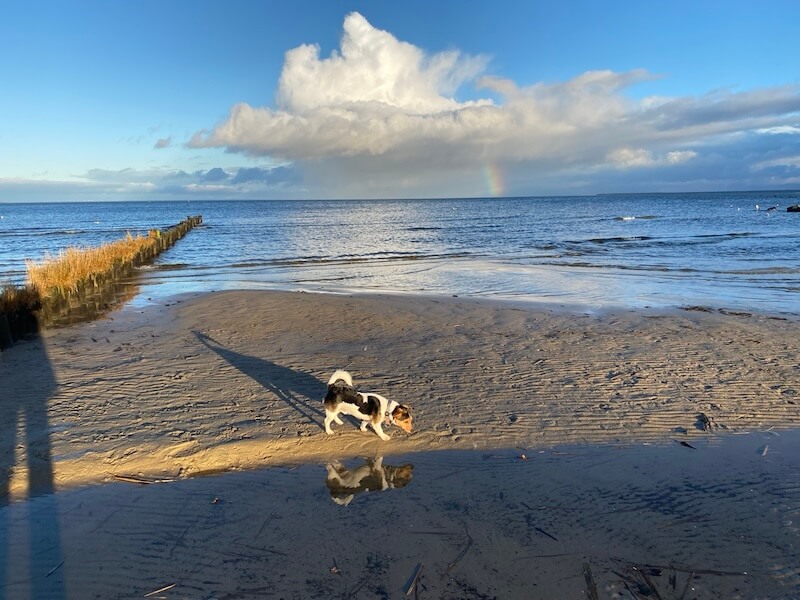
[0,282,41,314]
[25,232,158,298]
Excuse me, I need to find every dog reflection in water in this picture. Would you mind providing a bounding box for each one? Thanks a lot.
[325,457,414,506]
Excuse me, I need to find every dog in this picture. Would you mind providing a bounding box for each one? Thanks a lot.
[325,457,414,506]
[323,370,413,441]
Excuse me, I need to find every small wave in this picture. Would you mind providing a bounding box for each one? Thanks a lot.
[717,266,800,276]
[0,228,90,237]
[406,226,442,232]
[613,215,659,221]
[229,252,474,269]
[149,263,191,272]
[583,236,653,244]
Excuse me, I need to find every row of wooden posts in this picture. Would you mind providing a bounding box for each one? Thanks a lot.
[0,215,203,350]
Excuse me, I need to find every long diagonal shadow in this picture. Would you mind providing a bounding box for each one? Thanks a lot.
[193,331,326,430]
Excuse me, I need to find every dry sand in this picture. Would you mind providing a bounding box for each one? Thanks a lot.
[2,290,799,498]
[2,290,800,598]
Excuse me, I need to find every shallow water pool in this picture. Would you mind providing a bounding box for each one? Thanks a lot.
[1,430,799,599]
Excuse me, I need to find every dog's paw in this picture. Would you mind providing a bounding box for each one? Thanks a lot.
[379,433,391,441]
[325,428,334,435]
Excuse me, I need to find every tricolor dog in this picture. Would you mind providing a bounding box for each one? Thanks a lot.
[325,457,414,506]
[323,370,413,440]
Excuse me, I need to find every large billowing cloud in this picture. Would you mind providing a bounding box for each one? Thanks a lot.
[187,12,800,197]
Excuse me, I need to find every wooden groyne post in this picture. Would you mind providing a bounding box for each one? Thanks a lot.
[0,215,203,349]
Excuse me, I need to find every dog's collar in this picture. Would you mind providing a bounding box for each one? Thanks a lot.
[384,411,394,425]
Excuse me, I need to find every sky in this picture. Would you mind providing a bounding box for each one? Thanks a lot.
[1,0,800,202]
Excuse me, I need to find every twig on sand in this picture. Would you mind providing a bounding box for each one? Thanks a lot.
[520,502,561,540]
[635,562,747,576]
[409,530,463,537]
[254,510,277,539]
[535,526,559,542]
[513,552,575,561]
[45,560,64,578]
[582,563,599,600]
[112,474,175,485]
[342,575,368,600]
[403,563,424,596]
[611,569,647,600]
[678,571,694,600]
[632,565,663,600]
[444,531,474,576]
[144,583,176,597]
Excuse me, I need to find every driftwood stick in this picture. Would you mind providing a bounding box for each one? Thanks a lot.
[254,510,277,539]
[678,571,694,600]
[144,583,176,597]
[342,576,368,599]
[634,566,663,600]
[638,562,747,576]
[535,526,559,542]
[112,474,175,485]
[444,532,474,576]
[582,563,599,600]
[45,559,64,578]
[403,563,424,596]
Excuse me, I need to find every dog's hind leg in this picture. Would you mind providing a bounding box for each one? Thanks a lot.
[324,410,337,434]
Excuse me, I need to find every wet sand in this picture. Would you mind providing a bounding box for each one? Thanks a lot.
[2,290,799,597]
[2,432,799,599]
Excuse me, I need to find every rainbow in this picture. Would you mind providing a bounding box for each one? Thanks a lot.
[483,163,505,197]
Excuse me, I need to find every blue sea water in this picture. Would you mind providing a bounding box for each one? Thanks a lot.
[1,192,799,314]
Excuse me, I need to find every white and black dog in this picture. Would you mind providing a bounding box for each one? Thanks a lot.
[325,457,414,506]
[323,370,413,440]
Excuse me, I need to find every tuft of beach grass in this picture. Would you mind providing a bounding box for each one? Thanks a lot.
[25,231,159,299]
[0,282,41,314]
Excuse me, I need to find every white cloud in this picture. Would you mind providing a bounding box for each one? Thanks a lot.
[752,155,800,170]
[607,148,698,169]
[757,125,800,135]
[186,12,800,196]
[0,164,306,202]
[276,12,489,115]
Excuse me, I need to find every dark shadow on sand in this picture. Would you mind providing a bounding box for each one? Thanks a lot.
[192,331,327,429]
[0,316,65,599]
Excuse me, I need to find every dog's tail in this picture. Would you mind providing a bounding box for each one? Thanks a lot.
[328,369,353,387]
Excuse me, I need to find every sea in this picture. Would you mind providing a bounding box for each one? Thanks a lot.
[1,191,799,315]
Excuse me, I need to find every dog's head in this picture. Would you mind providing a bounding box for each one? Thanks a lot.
[386,464,414,488]
[391,404,413,433]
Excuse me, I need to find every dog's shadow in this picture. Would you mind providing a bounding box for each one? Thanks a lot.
[193,331,326,429]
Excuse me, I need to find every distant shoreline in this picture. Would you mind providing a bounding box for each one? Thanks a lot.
[1,187,800,204]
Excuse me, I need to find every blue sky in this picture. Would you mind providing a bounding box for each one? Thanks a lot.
[1,0,799,201]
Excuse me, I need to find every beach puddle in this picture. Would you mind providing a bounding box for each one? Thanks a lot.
[2,431,799,599]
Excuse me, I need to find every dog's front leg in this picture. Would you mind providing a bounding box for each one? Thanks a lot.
[371,421,390,441]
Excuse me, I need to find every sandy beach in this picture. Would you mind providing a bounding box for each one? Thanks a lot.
[2,290,799,598]
[3,290,799,496]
